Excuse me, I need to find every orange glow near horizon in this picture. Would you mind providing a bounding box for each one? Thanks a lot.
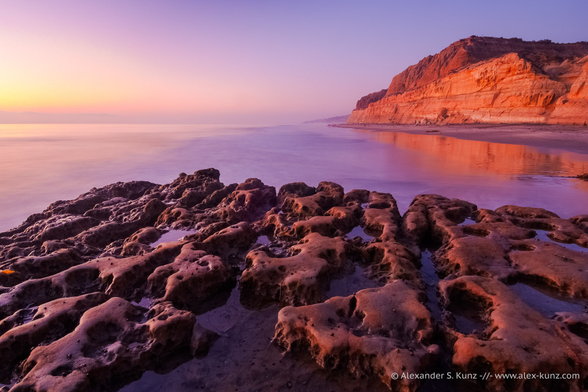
[0,30,250,116]
[0,27,321,122]
[0,32,151,111]
[2,1,587,123]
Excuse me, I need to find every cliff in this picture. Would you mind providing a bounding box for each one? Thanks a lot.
[348,36,588,125]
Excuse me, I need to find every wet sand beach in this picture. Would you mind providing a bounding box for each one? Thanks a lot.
[335,123,588,156]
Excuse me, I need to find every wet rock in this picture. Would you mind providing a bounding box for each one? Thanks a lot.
[411,195,476,244]
[440,276,588,392]
[2,169,588,392]
[274,281,438,392]
[361,191,403,242]
[0,268,23,287]
[178,182,224,208]
[46,195,106,217]
[254,207,294,240]
[0,169,279,391]
[277,182,317,205]
[422,201,588,287]
[161,168,221,201]
[9,248,84,279]
[121,227,161,257]
[30,216,100,243]
[120,242,152,257]
[0,243,183,320]
[290,215,339,238]
[0,278,67,320]
[555,312,588,344]
[213,178,276,223]
[0,293,109,383]
[571,214,588,234]
[356,192,419,287]
[509,240,588,298]
[11,298,200,392]
[342,189,370,204]
[200,222,257,257]
[364,241,420,285]
[155,207,196,229]
[83,207,112,221]
[190,323,219,357]
[190,221,229,240]
[495,205,560,220]
[434,236,513,280]
[493,205,588,247]
[147,244,234,312]
[403,194,477,248]
[240,233,352,307]
[291,204,362,239]
[197,183,238,209]
[41,240,69,254]
[75,198,166,248]
[125,227,161,245]
[281,181,344,219]
[470,208,535,240]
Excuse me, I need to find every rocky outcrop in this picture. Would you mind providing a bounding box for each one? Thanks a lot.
[2,169,588,391]
[274,281,439,392]
[0,169,263,391]
[348,36,588,125]
[12,298,205,392]
[240,233,353,307]
[441,276,588,392]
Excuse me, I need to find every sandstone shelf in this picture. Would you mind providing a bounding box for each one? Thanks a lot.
[1,169,588,391]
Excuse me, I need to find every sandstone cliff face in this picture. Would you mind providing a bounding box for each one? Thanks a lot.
[354,89,388,110]
[348,36,588,125]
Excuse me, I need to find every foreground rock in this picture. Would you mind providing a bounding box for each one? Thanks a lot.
[1,169,587,392]
[12,298,206,392]
[274,281,438,392]
[441,276,588,392]
[348,36,588,125]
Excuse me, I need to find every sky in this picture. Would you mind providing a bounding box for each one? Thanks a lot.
[1,0,587,125]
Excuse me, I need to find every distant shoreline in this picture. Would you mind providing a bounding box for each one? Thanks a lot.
[332,123,588,156]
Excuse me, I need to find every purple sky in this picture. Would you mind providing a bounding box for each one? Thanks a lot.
[1,0,587,124]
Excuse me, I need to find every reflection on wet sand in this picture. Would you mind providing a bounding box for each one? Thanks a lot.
[358,130,588,177]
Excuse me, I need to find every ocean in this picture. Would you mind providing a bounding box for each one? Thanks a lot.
[1,123,588,232]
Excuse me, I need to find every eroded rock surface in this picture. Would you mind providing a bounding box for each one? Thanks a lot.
[441,276,588,392]
[274,281,438,392]
[13,298,200,392]
[408,194,588,391]
[1,169,587,392]
[240,233,353,307]
[0,169,264,391]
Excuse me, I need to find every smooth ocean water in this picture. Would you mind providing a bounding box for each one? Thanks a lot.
[1,123,588,231]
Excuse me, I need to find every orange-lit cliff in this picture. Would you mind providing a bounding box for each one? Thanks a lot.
[348,36,588,126]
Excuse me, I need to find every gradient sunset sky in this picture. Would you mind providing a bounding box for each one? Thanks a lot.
[1,0,587,124]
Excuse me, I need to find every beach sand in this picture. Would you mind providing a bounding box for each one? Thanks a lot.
[334,123,588,156]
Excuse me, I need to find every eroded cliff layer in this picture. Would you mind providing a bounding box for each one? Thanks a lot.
[348,36,588,125]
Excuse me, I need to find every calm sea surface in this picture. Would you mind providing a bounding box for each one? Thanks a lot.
[1,123,588,231]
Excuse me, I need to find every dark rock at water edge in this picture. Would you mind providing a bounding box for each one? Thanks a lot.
[1,168,588,392]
